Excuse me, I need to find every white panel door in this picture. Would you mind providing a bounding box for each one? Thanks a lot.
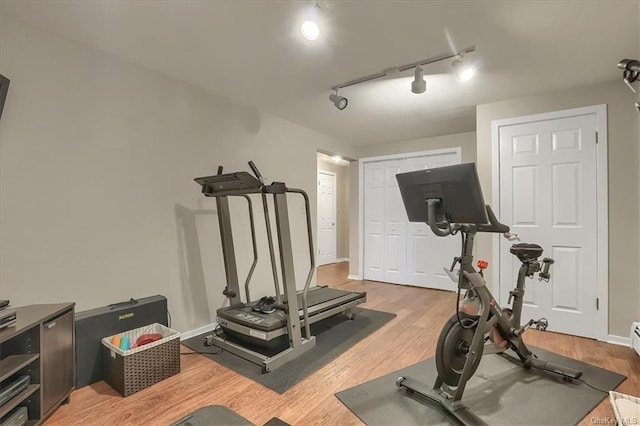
[383,160,407,284]
[405,153,461,290]
[317,171,337,266]
[364,162,385,281]
[499,114,598,338]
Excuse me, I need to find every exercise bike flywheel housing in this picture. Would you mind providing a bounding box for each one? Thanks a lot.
[435,315,484,387]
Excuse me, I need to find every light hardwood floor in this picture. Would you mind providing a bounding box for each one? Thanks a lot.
[47,262,639,425]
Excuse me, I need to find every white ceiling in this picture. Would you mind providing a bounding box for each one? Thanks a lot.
[1,0,638,146]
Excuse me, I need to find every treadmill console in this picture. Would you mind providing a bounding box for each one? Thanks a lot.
[194,172,262,196]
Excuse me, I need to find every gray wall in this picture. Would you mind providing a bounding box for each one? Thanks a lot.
[355,131,477,163]
[0,16,354,333]
[476,80,640,338]
[316,158,350,260]
[349,131,477,277]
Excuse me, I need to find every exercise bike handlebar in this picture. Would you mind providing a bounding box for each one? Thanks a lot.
[477,205,510,234]
[426,200,510,236]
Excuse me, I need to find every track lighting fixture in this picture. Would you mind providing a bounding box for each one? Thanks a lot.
[451,56,476,82]
[329,91,348,110]
[411,67,426,94]
[328,46,476,110]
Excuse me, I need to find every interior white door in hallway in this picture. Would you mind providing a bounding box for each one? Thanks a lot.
[497,111,603,339]
[317,171,337,266]
[363,149,461,289]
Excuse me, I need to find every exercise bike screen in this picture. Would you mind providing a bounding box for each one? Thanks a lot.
[396,163,489,225]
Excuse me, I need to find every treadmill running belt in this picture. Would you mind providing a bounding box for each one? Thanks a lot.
[216,287,366,333]
[299,287,360,307]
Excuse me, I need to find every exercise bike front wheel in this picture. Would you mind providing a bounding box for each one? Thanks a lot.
[435,314,484,387]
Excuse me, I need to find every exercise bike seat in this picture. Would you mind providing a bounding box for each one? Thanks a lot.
[510,243,543,261]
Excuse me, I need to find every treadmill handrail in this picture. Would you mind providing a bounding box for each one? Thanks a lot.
[262,193,283,305]
[242,195,259,303]
[287,188,315,340]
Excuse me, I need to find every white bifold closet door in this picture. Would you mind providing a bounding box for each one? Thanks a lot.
[363,151,461,290]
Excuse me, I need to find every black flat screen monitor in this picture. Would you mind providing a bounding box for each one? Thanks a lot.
[396,163,488,225]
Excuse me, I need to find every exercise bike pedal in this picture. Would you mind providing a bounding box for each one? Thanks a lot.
[534,318,548,331]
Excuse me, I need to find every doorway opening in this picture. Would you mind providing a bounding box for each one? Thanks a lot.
[316,152,351,283]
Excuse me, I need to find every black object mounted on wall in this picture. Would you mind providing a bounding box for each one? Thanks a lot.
[617,59,640,111]
[0,74,9,120]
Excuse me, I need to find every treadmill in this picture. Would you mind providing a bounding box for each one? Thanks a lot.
[194,162,366,373]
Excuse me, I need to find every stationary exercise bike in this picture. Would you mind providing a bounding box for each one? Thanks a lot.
[394,163,583,425]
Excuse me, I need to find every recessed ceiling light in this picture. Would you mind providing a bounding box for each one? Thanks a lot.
[301,20,320,41]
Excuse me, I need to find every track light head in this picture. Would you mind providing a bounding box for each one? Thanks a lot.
[451,56,476,82]
[329,92,348,110]
[411,67,426,94]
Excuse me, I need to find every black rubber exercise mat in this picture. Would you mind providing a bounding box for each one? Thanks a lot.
[182,307,396,394]
[335,346,626,425]
[172,405,253,426]
[172,405,291,426]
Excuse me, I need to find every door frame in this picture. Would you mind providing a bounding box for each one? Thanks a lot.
[317,169,337,266]
[357,147,462,280]
[491,104,608,341]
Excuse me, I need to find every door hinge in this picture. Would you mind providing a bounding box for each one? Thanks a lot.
[596,298,599,310]
[595,131,599,144]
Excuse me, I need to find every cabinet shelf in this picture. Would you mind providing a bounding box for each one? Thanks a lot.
[0,384,39,418]
[0,303,74,424]
[0,354,40,383]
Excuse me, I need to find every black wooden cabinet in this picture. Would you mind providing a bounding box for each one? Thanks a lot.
[0,303,75,425]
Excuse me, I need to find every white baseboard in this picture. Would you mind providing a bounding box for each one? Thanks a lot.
[347,274,362,280]
[606,334,631,347]
[180,323,218,341]
[318,258,349,266]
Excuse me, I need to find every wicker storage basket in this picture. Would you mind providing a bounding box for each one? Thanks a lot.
[610,391,640,426]
[102,323,180,396]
